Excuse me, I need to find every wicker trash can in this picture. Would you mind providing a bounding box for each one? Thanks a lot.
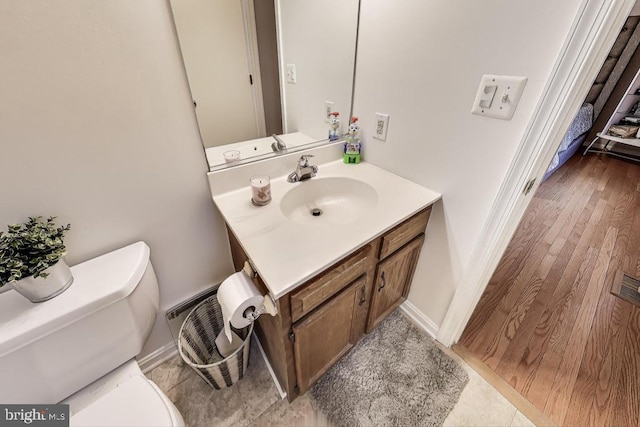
[178,294,253,389]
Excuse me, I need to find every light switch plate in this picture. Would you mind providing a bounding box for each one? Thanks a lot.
[286,64,297,84]
[471,75,527,120]
[374,113,390,141]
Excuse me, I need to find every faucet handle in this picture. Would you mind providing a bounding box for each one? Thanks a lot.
[298,154,314,167]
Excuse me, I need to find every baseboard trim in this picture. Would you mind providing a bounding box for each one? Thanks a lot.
[399,300,439,339]
[138,341,178,374]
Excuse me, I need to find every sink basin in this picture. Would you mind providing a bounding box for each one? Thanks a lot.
[280,177,378,225]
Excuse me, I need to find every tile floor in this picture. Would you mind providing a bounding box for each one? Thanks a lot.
[148,334,535,426]
[441,347,535,427]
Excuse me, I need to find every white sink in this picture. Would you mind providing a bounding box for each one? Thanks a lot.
[209,158,441,298]
[280,177,378,225]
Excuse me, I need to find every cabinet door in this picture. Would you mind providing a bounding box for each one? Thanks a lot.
[367,234,425,332]
[292,279,360,394]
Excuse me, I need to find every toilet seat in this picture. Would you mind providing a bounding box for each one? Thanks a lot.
[70,375,184,427]
[65,359,184,427]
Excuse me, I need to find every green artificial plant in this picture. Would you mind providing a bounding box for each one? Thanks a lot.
[0,216,71,287]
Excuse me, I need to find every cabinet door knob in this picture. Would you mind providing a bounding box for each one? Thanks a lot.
[359,283,367,305]
[378,271,386,292]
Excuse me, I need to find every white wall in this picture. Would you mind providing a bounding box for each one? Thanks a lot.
[279,0,359,140]
[354,0,584,326]
[0,0,234,357]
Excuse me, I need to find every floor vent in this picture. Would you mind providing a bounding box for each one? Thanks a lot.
[611,271,640,307]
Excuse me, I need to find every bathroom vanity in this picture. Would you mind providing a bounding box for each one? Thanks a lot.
[208,147,440,401]
[227,207,430,399]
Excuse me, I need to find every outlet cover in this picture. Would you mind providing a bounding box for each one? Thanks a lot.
[374,113,390,141]
[324,101,334,122]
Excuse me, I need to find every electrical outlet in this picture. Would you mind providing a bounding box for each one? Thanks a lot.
[286,64,297,84]
[374,113,390,141]
[324,101,334,122]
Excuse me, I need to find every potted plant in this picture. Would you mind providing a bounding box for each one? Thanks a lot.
[0,216,73,302]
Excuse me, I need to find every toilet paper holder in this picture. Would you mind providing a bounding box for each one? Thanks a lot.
[243,303,269,322]
[242,260,278,319]
[242,259,258,279]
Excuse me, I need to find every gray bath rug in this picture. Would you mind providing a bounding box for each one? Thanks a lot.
[311,310,468,426]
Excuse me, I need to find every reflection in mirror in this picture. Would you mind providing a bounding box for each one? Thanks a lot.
[169,0,360,170]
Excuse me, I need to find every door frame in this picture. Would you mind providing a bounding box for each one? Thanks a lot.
[241,0,267,137]
[437,0,637,347]
[274,0,288,134]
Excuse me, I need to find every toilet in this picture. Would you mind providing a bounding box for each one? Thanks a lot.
[0,242,185,426]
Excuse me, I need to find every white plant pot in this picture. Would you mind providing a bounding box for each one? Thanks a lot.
[9,259,74,303]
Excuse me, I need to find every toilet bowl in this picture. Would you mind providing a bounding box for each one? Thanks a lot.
[0,242,185,427]
[64,360,183,426]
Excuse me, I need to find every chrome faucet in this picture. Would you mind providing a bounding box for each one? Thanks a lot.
[271,134,287,152]
[287,155,318,182]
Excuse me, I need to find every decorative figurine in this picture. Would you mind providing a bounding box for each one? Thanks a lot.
[344,116,361,164]
[328,112,341,141]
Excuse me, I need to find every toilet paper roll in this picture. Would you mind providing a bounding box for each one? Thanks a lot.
[217,271,264,342]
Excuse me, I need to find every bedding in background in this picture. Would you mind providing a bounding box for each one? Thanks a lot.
[545,103,593,175]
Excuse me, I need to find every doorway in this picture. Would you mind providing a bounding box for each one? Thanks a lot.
[457,8,640,426]
[437,0,637,348]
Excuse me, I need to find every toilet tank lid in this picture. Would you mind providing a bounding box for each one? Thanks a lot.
[0,241,151,357]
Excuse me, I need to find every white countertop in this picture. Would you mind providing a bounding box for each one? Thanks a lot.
[212,160,441,299]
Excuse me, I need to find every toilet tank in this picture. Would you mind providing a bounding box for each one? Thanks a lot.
[0,242,159,404]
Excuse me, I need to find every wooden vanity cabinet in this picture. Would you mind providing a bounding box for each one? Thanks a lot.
[367,208,431,332]
[293,275,367,394]
[367,234,425,331]
[225,206,431,402]
[289,243,375,323]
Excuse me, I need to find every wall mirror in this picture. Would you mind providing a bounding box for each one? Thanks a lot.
[169,0,360,171]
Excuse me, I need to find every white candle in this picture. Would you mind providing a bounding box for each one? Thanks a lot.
[250,175,271,205]
[223,150,240,163]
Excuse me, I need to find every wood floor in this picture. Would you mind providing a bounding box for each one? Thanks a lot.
[460,153,640,427]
